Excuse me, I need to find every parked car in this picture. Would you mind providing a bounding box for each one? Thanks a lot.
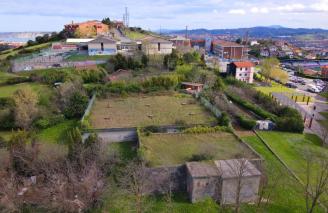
[308,85,321,93]
[286,82,297,88]
[52,64,62,68]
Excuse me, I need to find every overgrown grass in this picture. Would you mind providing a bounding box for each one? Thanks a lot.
[0,71,19,84]
[140,132,256,167]
[37,120,77,144]
[90,94,217,128]
[124,30,147,40]
[107,141,137,161]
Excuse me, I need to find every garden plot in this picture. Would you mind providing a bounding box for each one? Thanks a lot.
[140,132,257,167]
[90,94,216,129]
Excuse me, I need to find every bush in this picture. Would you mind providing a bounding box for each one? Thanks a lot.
[276,107,304,133]
[183,126,232,134]
[4,77,31,85]
[0,136,6,148]
[0,97,14,109]
[33,115,65,129]
[237,116,256,130]
[0,110,15,130]
[218,112,230,126]
[189,153,214,162]
[63,92,89,119]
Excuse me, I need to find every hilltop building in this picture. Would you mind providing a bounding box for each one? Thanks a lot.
[87,37,117,55]
[65,20,110,37]
[229,61,255,83]
[142,37,173,55]
[211,40,247,60]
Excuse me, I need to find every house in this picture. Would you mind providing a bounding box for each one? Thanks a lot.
[260,49,270,57]
[65,20,109,37]
[229,61,255,83]
[215,159,262,205]
[181,82,204,94]
[191,39,206,50]
[211,40,247,60]
[186,159,262,204]
[87,36,117,56]
[142,37,173,55]
[170,36,191,48]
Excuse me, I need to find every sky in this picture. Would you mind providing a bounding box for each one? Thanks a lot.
[0,0,328,32]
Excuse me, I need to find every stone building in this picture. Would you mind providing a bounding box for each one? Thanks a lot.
[88,37,117,56]
[142,37,173,55]
[186,159,261,205]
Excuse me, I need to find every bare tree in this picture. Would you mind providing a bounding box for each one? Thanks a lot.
[234,158,249,213]
[119,160,150,213]
[305,156,328,213]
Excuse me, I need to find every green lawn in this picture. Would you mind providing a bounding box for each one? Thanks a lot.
[90,94,217,128]
[256,131,328,207]
[255,82,313,102]
[0,82,51,98]
[242,134,325,212]
[0,71,19,84]
[140,132,256,167]
[107,141,137,161]
[124,30,147,40]
[65,54,111,61]
[37,120,77,144]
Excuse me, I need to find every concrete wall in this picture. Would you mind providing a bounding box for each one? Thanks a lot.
[220,176,261,205]
[144,165,186,194]
[83,128,137,143]
[142,42,173,55]
[187,176,219,203]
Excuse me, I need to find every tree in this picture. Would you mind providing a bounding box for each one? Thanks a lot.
[102,17,112,26]
[63,92,88,119]
[260,57,280,82]
[236,38,242,44]
[12,88,38,130]
[304,155,328,213]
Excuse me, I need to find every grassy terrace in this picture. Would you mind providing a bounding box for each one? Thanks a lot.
[90,94,216,129]
[140,132,257,167]
[256,131,328,207]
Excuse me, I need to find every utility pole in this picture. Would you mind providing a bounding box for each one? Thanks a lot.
[185,25,188,39]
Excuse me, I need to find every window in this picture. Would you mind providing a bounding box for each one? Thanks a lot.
[244,73,248,76]
[240,68,242,71]
[101,43,104,51]
[158,42,161,51]
[239,73,242,76]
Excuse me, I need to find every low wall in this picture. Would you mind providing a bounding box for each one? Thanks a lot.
[198,95,222,118]
[144,165,187,194]
[83,128,138,143]
[81,93,96,123]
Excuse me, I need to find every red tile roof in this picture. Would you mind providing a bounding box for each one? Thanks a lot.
[233,61,255,68]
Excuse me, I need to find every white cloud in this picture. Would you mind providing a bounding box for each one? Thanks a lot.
[228,9,246,15]
[250,7,269,14]
[311,0,328,12]
[275,3,306,13]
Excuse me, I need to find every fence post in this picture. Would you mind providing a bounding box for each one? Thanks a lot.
[307,97,310,105]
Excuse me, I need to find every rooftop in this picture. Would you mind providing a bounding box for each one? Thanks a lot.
[212,40,244,47]
[215,159,261,179]
[142,36,172,44]
[88,36,117,44]
[232,61,255,68]
[186,162,219,178]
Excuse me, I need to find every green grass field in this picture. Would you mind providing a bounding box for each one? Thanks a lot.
[241,134,325,212]
[90,94,217,128]
[256,131,328,207]
[65,54,111,61]
[0,82,52,98]
[124,30,147,40]
[140,132,256,167]
[0,71,19,84]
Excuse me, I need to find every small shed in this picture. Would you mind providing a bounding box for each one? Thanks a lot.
[186,162,220,203]
[181,82,204,94]
[215,159,262,205]
[256,120,275,130]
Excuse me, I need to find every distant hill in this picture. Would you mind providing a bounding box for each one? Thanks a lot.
[0,32,49,42]
[164,26,328,38]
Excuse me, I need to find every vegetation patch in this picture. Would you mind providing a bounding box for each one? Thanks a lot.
[90,94,216,128]
[140,132,256,167]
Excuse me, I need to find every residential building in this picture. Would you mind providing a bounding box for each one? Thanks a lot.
[170,36,191,48]
[87,37,117,56]
[211,40,247,60]
[65,20,110,37]
[142,37,173,55]
[260,48,270,57]
[229,61,255,83]
[186,159,262,204]
[191,39,206,50]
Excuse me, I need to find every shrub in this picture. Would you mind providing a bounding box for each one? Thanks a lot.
[189,153,214,161]
[5,77,31,85]
[237,116,256,130]
[33,115,65,129]
[0,110,15,130]
[276,107,304,133]
[0,136,6,148]
[218,112,230,126]
[0,97,14,109]
[183,126,232,134]
[63,92,89,119]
